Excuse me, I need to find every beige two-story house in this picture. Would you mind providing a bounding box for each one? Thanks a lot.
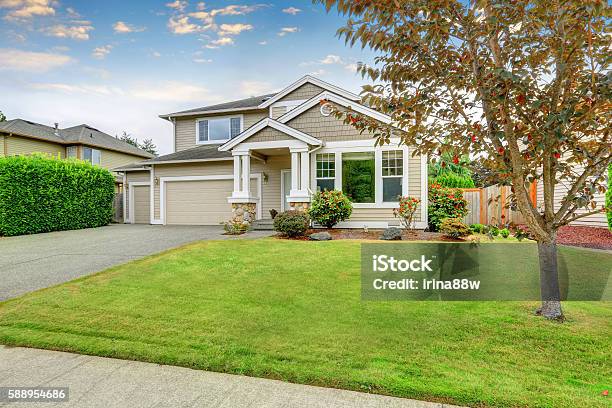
[118,76,428,227]
[0,119,155,188]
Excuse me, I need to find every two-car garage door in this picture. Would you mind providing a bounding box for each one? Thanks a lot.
[164,178,259,225]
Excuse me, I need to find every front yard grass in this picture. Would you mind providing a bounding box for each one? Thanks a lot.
[0,239,610,407]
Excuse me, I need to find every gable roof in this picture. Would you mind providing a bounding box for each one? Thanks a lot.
[257,75,361,109]
[0,119,154,158]
[159,93,276,119]
[219,118,322,151]
[139,143,232,164]
[277,91,392,125]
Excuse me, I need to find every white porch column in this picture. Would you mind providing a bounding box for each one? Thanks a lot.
[241,154,251,196]
[233,155,241,194]
[290,151,300,196]
[300,151,309,192]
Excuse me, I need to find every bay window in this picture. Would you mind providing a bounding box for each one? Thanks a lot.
[382,150,403,202]
[315,153,335,192]
[342,152,375,203]
[197,116,242,144]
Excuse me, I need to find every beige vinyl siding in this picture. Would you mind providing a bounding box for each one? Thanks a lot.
[174,110,267,152]
[0,135,6,156]
[288,104,376,143]
[536,178,607,227]
[245,127,293,143]
[278,83,324,103]
[132,185,151,224]
[5,135,65,158]
[98,149,148,171]
[271,106,287,119]
[259,155,290,218]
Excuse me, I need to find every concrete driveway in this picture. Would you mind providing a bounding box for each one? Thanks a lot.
[0,224,271,301]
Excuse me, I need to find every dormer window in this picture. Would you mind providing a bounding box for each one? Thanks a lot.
[196,115,243,144]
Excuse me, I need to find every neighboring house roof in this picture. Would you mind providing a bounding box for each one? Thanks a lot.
[159,93,276,119]
[112,162,150,171]
[139,144,232,165]
[0,119,154,159]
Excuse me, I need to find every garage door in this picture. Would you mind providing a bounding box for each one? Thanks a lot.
[132,185,150,224]
[165,179,258,225]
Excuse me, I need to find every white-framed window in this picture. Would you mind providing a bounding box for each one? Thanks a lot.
[83,147,101,166]
[381,150,403,202]
[315,153,335,192]
[196,115,243,144]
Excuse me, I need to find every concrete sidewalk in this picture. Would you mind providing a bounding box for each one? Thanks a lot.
[0,346,463,408]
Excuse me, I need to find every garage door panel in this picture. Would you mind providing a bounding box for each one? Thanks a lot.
[165,178,258,225]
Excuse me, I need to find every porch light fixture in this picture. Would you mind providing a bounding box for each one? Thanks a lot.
[263,173,269,183]
[155,177,160,186]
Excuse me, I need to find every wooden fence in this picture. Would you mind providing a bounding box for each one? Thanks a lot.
[460,185,528,226]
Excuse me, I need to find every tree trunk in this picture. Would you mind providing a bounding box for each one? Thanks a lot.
[535,236,564,321]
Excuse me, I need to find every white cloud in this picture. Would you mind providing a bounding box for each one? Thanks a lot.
[320,54,342,65]
[282,7,301,15]
[44,24,93,40]
[218,23,252,36]
[211,4,265,16]
[193,58,212,63]
[1,0,55,20]
[278,26,298,36]
[308,69,326,76]
[344,63,359,73]
[165,0,187,12]
[92,45,112,59]
[0,48,72,73]
[28,82,118,96]
[168,15,201,34]
[129,81,214,102]
[113,21,145,34]
[205,37,233,49]
[258,40,267,45]
[239,80,271,96]
[151,51,162,58]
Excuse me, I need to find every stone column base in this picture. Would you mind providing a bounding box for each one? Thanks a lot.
[288,202,310,212]
[231,202,257,227]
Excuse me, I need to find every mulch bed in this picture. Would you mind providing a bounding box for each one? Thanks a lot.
[276,229,462,242]
[556,226,612,250]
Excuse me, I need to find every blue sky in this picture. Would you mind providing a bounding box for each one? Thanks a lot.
[0,0,378,154]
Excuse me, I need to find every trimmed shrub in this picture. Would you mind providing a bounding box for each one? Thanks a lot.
[0,154,115,236]
[273,210,310,237]
[428,183,468,231]
[433,173,475,188]
[439,218,471,239]
[607,164,611,230]
[308,190,352,228]
[500,228,510,238]
[470,223,484,233]
[489,225,500,237]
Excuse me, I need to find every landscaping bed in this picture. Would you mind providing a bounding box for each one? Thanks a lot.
[557,225,612,250]
[276,228,458,241]
[0,239,609,408]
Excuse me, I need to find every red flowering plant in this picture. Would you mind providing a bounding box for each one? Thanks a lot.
[393,196,421,230]
[308,190,353,228]
[428,183,468,232]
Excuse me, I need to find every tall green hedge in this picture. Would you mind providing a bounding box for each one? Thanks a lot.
[0,154,115,236]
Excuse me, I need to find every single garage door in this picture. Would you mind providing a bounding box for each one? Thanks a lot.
[132,185,150,224]
[165,179,258,225]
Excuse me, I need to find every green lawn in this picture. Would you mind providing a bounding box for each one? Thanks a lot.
[0,239,610,407]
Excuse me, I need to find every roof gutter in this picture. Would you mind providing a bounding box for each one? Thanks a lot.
[159,106,263,120]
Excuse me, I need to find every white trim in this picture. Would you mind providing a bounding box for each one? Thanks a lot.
[280,169,291,212]
[160,106,259,120]
[114,167,149,172]
[218,118,322,151]
[142,158,232,166]
[122,173,127,223]
[149,166,155,224]
[159,174,262,225]
[420,153,428,226]
[233,140,308,152]
[277,91,392,125]
[171,117,177,154]
[195,114,244,145]
[258,75,360,109]
[128,182,151,224]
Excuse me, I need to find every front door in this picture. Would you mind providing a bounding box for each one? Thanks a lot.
[281,169,291,212]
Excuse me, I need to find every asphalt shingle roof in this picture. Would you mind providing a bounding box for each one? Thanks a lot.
[142,144,231,164]
[0,119,154,159]
[161,93,276,117]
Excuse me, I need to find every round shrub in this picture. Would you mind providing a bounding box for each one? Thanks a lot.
[470,223,484,233]
[439,218,471,239]
[489,226,500,237]
[500,228,510,238]
[273,210,310,237]
[308,190,352,228]
[428,183,468,231]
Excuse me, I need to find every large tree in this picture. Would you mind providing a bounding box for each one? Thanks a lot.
[318,0,611,320]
